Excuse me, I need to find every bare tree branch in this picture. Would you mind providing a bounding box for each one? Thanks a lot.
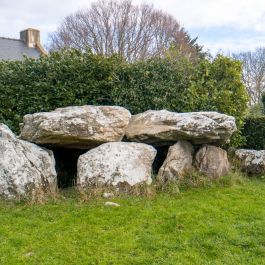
[233,48,265,105]
[48,0,203,62]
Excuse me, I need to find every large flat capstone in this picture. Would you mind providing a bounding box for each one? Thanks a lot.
[20,105,131,149]
[126,110,236,145]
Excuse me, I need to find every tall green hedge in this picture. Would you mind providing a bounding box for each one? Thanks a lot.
[242,117,265,150]
[0,49,248,147]
[0,49,121,131]
[111,56,195,114]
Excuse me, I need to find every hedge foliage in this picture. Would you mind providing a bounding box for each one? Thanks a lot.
[0,50,119,131]
[0,49,249,146]
[242,117,265,150]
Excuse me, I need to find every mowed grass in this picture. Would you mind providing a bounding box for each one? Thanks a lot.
[0,179,265,265]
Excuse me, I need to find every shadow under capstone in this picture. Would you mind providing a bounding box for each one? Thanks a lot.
[51,148,87,189]
[152,145,170,175]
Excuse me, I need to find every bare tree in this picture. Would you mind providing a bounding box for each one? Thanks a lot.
[48,0,203,62]
[233,48,265,105]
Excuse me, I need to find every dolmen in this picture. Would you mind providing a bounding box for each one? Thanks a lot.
[0,105,238,199]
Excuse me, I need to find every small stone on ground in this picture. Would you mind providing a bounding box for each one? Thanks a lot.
[105,201,120,207]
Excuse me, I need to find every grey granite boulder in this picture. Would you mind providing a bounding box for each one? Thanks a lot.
[77,142,156,188]
[0,124,57,198]
[194,145,230,178]
[158,140,194,183]
[235,149,265,175]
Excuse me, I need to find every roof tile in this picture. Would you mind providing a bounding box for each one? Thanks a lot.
[0,38,41,61]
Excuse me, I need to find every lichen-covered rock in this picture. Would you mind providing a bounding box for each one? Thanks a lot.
[126,110,236,145]
[235,149,265,175]
[194,145,230,178]
[77,142,156,188]
[158,140,194,183]
[20,105,131,149]
[0,124,57,199]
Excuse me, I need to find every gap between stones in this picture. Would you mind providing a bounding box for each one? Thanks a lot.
[50,145,171,189]
[51,148,87,189]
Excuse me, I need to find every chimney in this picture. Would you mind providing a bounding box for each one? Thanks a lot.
[20,28,40,48]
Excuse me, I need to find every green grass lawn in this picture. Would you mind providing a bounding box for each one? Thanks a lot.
[0,179,265,265]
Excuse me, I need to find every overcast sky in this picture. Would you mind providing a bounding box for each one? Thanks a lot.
[1,0,265,55]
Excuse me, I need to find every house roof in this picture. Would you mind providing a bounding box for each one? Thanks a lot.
[0,37,41,61]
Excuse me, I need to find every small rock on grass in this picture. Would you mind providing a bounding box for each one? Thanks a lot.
[105,201,120,207]
[23,252,34,257]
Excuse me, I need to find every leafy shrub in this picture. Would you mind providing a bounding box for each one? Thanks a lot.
[261,92,265,113]
[242,117,265,150]
[189,56,249,147]
[111,56,195,114]
[247,103,264,118]
[0,50,248,147]
[0,49,120,131]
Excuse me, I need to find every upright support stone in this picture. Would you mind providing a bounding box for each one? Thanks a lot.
[158,140,194,183]
[194,145,230,178]
[0,124,57,199]
[77,142,157,188]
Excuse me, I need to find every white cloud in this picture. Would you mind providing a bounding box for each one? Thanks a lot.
[0,0,90,40]
[133,0,265,32]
